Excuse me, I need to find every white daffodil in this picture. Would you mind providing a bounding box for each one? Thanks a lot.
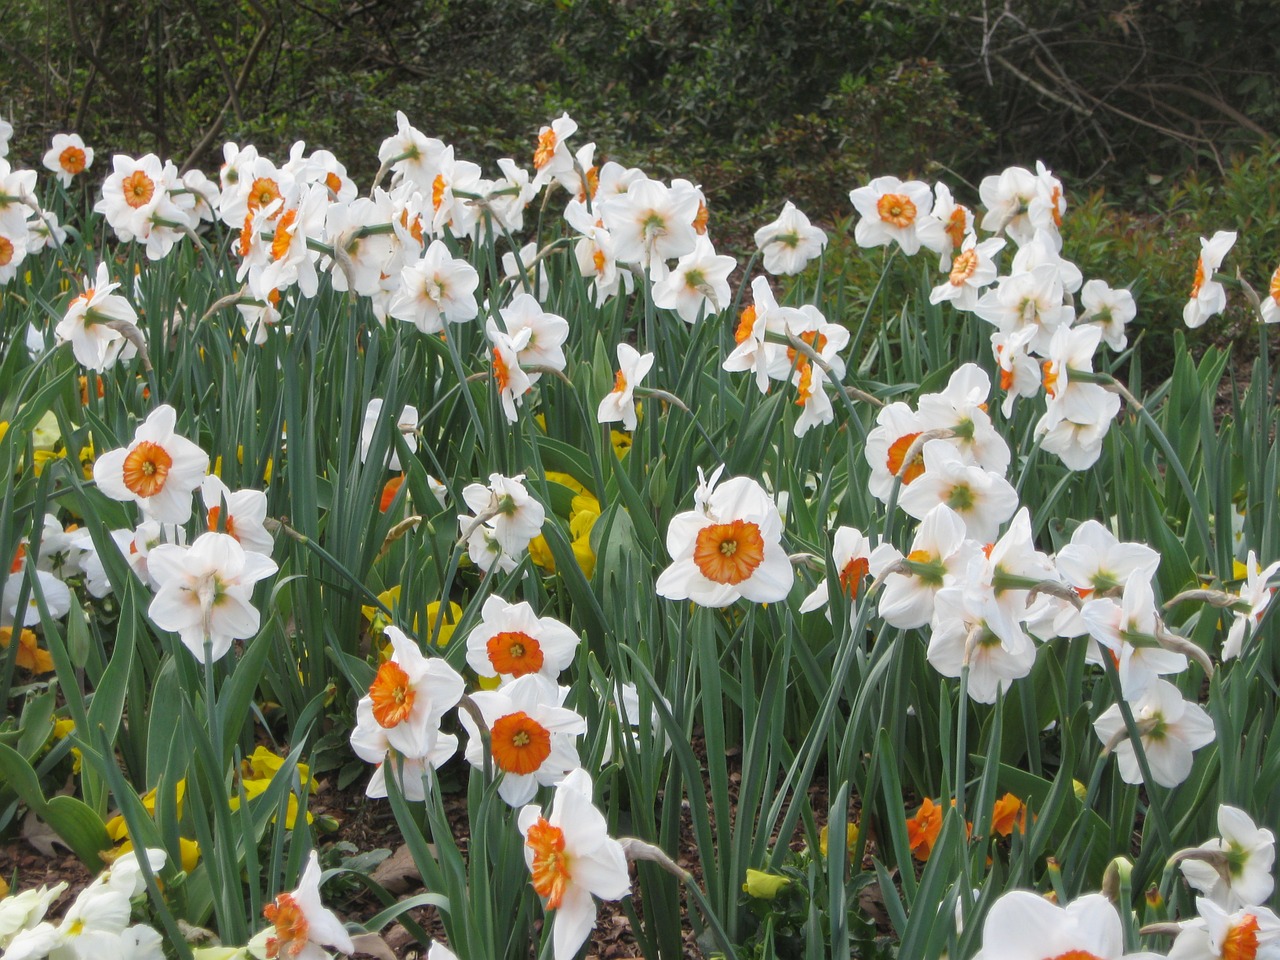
[1222,550,1280,660]
[971,890,1160,960]
[754,201,827,275]
[147,532,278,662]
[656,470,793,607]
[517,768,630,960]
[1080,279,1137,351]
[42,133,94,187]
[1080,570,1186,698]
[1093,678,1214,787]
[597,342,653,432]
[200,475,273,558]
[258,851,354,960]
[897,439,1019,542]
[850,176,945,256]
[652,234,737,323]
[465,595,582,683]
[1184,231,1237,329]
[360,399,418,472]
[460,473,546,558]
[1179,804,1276,909]
[94,404,209,524]
[55,262,142,372]
[800,526,872,615]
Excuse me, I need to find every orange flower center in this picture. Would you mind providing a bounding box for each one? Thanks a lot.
[239,210,256,259]
[248,178,282,218]
[877,193,917,228]
[263,892,310,958]
[122,170,155,209]
[693,519,766,585]
[1223,914,1261,960]
[581,165,599,202]
[949,249,979,286]
[206,506,238,540]
[1041,952,1106,960]
[592,248,606,274]
[1041,360,1060,398]
[487,630,545,677]
[432,174,446,213]
[534,129,557,170]
[59,146,88,176]
[0,236,12,266]
[526,817,571,908]
[794,361,814,406]
[490,711,552,775]
[492,348,511,392]
[379,475,405,512]
[325,172,343,196]
[886,432,925,484]
[1190,256,1205,299]
[786,330,827,367]
[271,209,298,261]
[693,201,709,235]
[1000,365,1014,392]
[1270,266,1280,307]
[612,369,629,395]
[839,556,870,599]
[121,441,173,498]
[10,546,24,574]
[734,304,757,344]
[369,660,416,728]
[945,207,968,249]
[1050,186,1064,227]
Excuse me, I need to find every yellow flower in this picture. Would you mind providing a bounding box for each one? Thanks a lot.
[228,777,312,829]
[1233,559,1249,581]
[742,869,791,899]
[243,746,314,788]
[113,837,201,874]
[819,821,859,858]
[53,718,81,773]
[610,430,632,459]
[236,444,273,483]
[423,600,463,646]
[77,441,95,479]
[571,536,596,579]
[528,534,557,572]
[0,875,7,897]
[1072,779,1087,801]
[546,470,589,499]
[361,586,404,637]
[0,421,8,443]
[0,626,54,674]
[476,674,502,691]
[105,780,186,840]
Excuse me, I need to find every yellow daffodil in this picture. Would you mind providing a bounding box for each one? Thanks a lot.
[52,718,82,773]
[819,821,859,858]
[361,585,403,637]
[742,869,791,899]
[423,600,463,646]
[528,534,557,572]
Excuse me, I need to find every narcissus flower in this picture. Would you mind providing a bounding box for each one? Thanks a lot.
[1080,279,1138,351]
[360,399,418,472]
[1166,898,1280,960]
[462,674,587,807]
[55,262,142,372]
[897,440,1018,542]
[1179,804,1275,910]
[652,234,737,323]
[355,625,465,759]
[1222,551,1280,660]
[201,475,273,558]
[147,532,278,662]
[754,201,827,276]
[850,176,944,256]
[800,526,871,615]
[971,890,1159,960]
[1184,231,1237,329]
[260,851,354,960]
[94,404,209,524]
[460,473,546,558]
[597,343,653,432]
[518,768,629,960]
[42,133,94,187]
[389,239,479,333]
[464,595,582,683]
[742,870,791,899]
[656,468,793,607]
[1093,678,1214,787]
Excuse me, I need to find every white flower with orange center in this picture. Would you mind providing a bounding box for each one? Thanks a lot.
[864,401,929,503]
[42,133,94,187]
[850,176,945,256]
[54,262,142,372]
[200,474,273,558]
[656,470,793,608]
[531,112,579,189]
[465,595,582,683]
[723,276,788,394]
[94,404,209,524]
[1184,230,1238,329]
[1051,519,1159,638]
[971,890,1157,960]
[94,153,165,239]
[869,504,980,630]
[1167,898,1280,960]
[597,342,653,432]
[146,532,278,662]
[350,624,464,766]
[517,768,630,960]
[461,674,587,807]
[930,181,975,266]
[258,851,354,960]
[929,236,1005,312]
[487,321,536,423]
[0,221,27,284]
[800,526,871,616]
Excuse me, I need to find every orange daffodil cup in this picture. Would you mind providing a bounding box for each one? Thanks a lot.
[656,466,794,608]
